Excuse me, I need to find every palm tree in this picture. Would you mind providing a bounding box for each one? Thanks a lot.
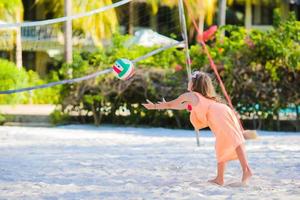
[37,0,118,45]
[0,0,24,69]
[36,0,118,64]
[128,0,135,34]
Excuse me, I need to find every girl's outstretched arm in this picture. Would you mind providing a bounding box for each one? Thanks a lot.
[142,92,194,110]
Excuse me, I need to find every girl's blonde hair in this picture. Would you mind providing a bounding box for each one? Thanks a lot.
[191,71,224,103]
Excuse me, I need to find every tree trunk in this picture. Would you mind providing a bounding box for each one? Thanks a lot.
[218,0,226,36]
[174,111,182,128]
[253,1,261,25]
[218,0,227,26]
[128,1,134,34]
[16,11,22,69]
[245,0,252,29]
[79,108,86,124]
[258,117,262,130]
[92,101,100,126]
[276,112,280,131]
[150,13,157,31]
[253,112,257,129]
[296,104,299,120]
[9,50,14,62]
[64,0,72,64]
[252,117,256,129]
[280,1,289,20]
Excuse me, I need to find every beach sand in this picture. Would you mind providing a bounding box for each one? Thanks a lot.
[0,125,299,199]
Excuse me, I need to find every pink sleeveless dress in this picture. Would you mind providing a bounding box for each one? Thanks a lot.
[189,92,245,163]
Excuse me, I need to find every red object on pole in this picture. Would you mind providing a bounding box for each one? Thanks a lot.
[197,25,218,43]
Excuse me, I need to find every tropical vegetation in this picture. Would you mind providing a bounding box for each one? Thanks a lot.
[0,1,299,131]
[0,0,23,68]
[0,59,60,104]
[36,0,119,44]
[43,13,299,131]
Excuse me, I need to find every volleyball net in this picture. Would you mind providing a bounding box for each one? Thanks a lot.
[0,0,191,94]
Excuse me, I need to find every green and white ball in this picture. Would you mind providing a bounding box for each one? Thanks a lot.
[112,58,135,80]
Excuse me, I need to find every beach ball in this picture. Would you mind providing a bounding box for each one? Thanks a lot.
[112,58,135,80]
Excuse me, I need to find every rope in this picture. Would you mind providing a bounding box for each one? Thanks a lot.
[200,41,234,109]
[200,41,244,131]
[0,69,112,94]
[0,0,132,29]
[0,42,184,95]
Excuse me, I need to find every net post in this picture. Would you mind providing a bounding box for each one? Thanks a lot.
[178,0,192,82]
[195,129,200,147]
[179,0,200,147]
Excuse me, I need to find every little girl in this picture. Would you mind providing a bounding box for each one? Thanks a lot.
[142,71,252,186]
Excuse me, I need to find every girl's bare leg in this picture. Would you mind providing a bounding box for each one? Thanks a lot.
[209,162,225,185]
[235,145,252,183]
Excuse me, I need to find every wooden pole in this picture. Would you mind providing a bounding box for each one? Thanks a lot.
[64,0,72,64]
[128,1,134,35]
[218,0,226,37]
[16,10,22,69]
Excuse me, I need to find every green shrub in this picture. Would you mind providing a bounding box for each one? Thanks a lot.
[50,13,299,130]
[24,70,61,104]
[50,109,71,125]
[189,12,300,123]
[0,59,28,104]
[0,58,61,105]
[53,35,188,127]
[0,113,5,125]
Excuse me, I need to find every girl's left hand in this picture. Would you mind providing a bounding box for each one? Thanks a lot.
[142,99,156,110]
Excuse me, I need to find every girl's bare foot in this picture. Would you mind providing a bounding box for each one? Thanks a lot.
[242,168,252,184]
[208,177,224,186]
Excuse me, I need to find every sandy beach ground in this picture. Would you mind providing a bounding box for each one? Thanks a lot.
[0,125,299,199]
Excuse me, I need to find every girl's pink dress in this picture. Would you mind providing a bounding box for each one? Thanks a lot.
[189,92,245,163]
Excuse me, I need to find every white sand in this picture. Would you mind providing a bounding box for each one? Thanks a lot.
[0,125,299,200]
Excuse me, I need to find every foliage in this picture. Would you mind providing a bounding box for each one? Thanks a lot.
[54,33,188,127]
[0,59,28,104]
[24,71,61,104]
[50,109,71,125]
[0,59,60,105]
[0,113,5,125]
[36,0,118,44]
[52,14,299,130]
[0,0,23,22]
[189,12,300,128]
